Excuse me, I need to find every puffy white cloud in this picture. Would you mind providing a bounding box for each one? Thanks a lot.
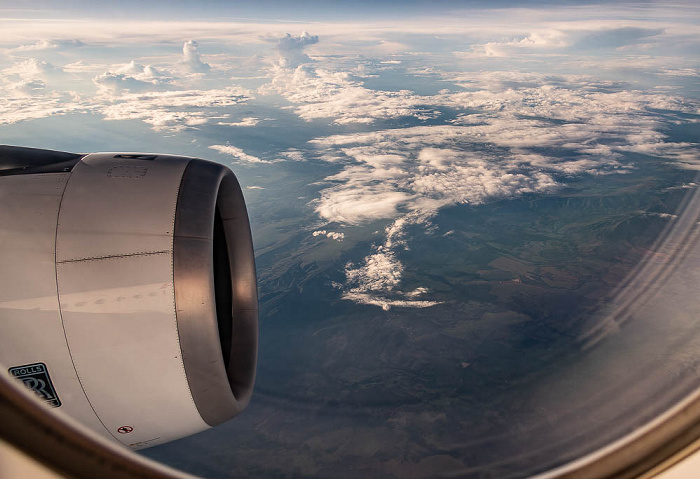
[262,65,439,124]
[343,240,440,311]
[181,40,210,73]
[466,29,571,57]
[1,59,67,99]
[93,61,172,93]
[275,31,319,68]
[312,230,345,241]
[93,72,158,92]
[3,58,59,80]
[5,78,45,96]
[277,31,319,50]
[209,144,265,163]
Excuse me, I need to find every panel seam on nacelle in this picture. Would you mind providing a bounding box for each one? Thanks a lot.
[57,250,170,265]
[53,156,120,443]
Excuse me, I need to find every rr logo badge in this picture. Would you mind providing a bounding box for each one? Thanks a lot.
[9,363,61,408]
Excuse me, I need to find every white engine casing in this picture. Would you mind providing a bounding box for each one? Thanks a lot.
[0,149,258,449]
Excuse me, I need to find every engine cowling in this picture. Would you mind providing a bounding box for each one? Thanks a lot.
[0,146,258,449]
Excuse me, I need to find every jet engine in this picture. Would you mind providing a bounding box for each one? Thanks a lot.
[0,145,258,449]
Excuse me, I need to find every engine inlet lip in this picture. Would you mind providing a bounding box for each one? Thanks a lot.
[172,158,258,427]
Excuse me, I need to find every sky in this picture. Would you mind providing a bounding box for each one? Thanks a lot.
[1,0,699,309]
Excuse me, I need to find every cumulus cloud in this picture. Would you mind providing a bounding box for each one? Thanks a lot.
[115,61,166,79]
[209,144,265,163]
[341,221,440,310]
[0,55,251,130]
[312,230,345,241]
[275,31,319,68]
[93,72,157,93]
[466,29,570,57]
[93,61,172,93]
[261,65,439,124]
[181,40,210,73]
[5,79,46,97]
[3,58,59,79]
[1,59,66,97]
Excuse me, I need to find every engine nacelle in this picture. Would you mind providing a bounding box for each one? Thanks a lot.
[0,146,258,449]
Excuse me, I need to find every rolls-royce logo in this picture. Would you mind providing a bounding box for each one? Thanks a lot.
[9,363,61,408]
[107,166,148,178]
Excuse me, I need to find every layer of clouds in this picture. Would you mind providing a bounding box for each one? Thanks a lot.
[0,10,697,311]
[460,26,667,58]
[0,92,89,124]
[9,39,84,53]
[308,71,699,309]
[98,87,252,131]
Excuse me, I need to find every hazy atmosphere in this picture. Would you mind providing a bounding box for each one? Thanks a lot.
[2,1,699,477]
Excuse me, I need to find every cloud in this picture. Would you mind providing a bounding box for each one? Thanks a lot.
[277,31,319,50]
[93,61,172,93]
[460,26,665,58]
[278,149,306,161]
[3,58,59,79]
[466,29,571,57]
[312,230,345,241]
[0,93,89,124]
[209,144,265,163]
[306,71,700,309]
[574,27,664,50]
[181,40,210,73]
[10,39,84,52]
[115,61,165,79]
[342,236,440,311]
[97,87,251,131]
[1,59,66,97]
[5,78,45,96]
[261,65,439,124]
[217,116,260,127]
[275,31,319,68]
[93,72,159,92]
